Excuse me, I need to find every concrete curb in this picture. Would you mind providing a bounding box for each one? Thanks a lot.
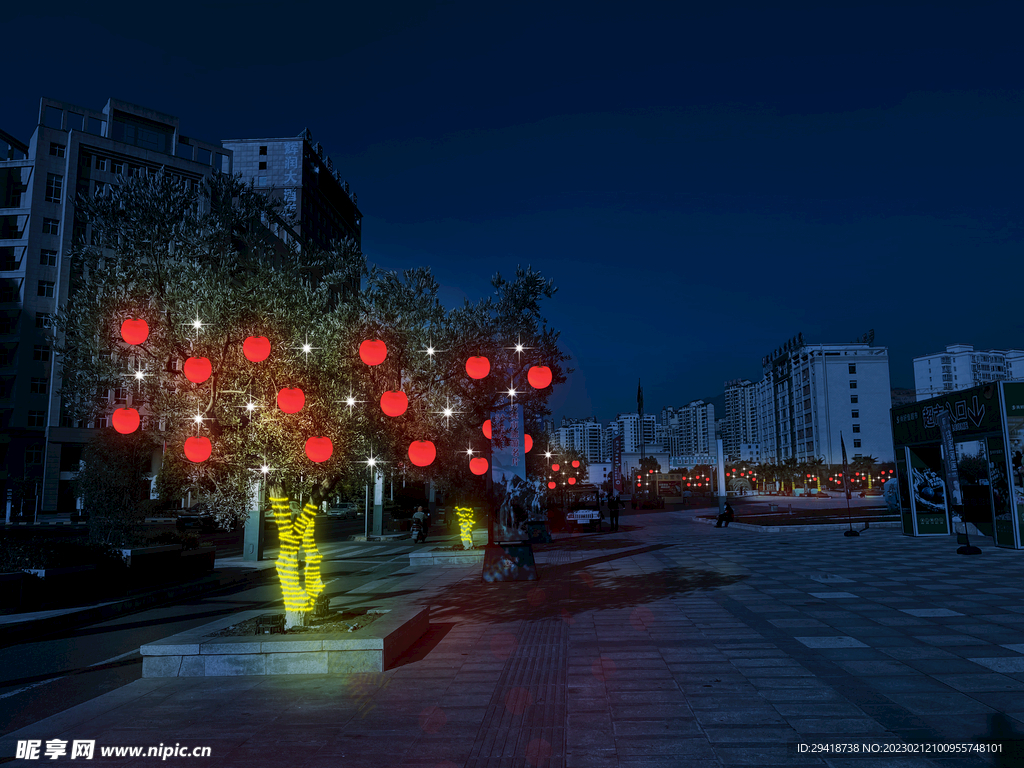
[690,515,902,533]
[0,568,274,648]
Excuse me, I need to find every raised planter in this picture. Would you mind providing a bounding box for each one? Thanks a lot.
[691,516,902,533]
[180,547,216,576]
[140,603,429,677]
[409,545,485,567]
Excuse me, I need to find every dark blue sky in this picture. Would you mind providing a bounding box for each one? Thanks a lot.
[6,1,1022,424]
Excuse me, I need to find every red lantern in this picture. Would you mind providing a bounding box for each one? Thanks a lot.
[380,390,408,417]
[568,477,577,485]
[524,434,533,452]
[111,407,140,434]
[551,463,560,472]
[305,436,333,463]
[243,336,271,362]
[465,356,490,379]
[527,365,552,389]
[184,436,212,463]
[120,318,149,345]
[547,481,556,489]
[359,339,387,366]
[469,457,488,475]
[277,387,305,414]
[183,357,212,384]
[572,460,580,468]
[482,419,492,439]
[408,440,436,467]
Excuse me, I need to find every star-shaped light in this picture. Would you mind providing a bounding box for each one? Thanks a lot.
[361,453,385,471]
[293,333,320,361]
[431,396,462,427]
[193,410,206,429]
[421,338,444,360]
[505,378,518,402]
[508,335,532,360]
[337,389,365,414]
[465,447,477,457]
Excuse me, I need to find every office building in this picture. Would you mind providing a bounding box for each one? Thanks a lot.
[913,344,1024,401]
[755,333,894,465]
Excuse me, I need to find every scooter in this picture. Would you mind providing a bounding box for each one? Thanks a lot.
[410,518,424,543]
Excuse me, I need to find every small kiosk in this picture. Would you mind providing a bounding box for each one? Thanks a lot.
[890,381,1024,548]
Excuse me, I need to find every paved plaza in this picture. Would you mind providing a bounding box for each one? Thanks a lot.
[3,508,1024,767]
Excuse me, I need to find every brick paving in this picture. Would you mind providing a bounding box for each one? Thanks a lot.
[3,508,1024,766]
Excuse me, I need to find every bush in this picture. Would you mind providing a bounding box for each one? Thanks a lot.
[0,537,126,573]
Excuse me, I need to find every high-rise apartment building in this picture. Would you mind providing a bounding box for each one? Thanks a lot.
[723,379,757,461]
[221,130,362,253]
[661,401,715,461]
[755,333,894,465]
[1,98,232,516]
[554,417,605,462]
[913,344,1024,401]
[614,413,657,453]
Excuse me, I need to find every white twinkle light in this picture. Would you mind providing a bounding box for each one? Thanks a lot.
[134,370,145,381]
[346,396,356,407]
[192,318,202,330]
[261,465,270,474]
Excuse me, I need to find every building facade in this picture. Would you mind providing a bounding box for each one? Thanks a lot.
[913,344,1024,402]
[613,412,657,454]
[755,333,894,465]
[722,378,758,461]
[1,98,231,516]
[554,417,605,463]
[661,401,715,462]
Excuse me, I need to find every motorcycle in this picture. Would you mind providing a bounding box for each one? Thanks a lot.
[410,518,424,543]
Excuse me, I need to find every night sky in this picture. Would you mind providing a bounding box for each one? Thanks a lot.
[5,1,1022,424]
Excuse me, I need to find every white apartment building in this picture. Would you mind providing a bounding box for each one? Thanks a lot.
[554,417,605,463]
[913,344,1024,401]
[614,412,657,454]
[755,333,894,464]
[661,401,715,459]
[723,379,758,461]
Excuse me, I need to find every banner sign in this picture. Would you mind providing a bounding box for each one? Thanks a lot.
[892,383,1001,445]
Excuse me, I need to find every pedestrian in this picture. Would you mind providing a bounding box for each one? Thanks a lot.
[412,505,428,543]
[608,494,621,532]
[715,503,735,528]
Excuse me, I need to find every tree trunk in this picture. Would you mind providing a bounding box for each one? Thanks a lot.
[269,488,325,630]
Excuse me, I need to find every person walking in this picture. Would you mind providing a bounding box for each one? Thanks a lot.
[608,494,621,532]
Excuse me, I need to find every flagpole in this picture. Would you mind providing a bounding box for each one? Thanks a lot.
[841,431,859,537]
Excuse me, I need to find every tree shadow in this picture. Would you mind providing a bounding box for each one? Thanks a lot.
[418,547,747,625]
[535,537,646,551]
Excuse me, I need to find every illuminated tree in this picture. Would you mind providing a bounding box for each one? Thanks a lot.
[56,171,568,625]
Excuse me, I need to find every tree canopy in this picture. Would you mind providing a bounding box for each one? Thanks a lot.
[56,171,571,526]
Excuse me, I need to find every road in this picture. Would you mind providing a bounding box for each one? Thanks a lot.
[0,534,418,736]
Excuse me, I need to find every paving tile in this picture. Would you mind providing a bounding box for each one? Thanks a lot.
[969,656,1024,673]
[794,636,868,648]
[785,717,889,733]
[883,692,996,715]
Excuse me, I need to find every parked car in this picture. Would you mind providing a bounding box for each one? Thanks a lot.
[326,503,360,518]
[176,504,218,531]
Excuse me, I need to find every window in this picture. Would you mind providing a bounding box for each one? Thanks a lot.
[28,410,45,427]
[40,249,57,267]
[35,312,51,328]
[45,173,63,203]
[25,445,43,464]
[851,395,858,404]
[49,142,66,157]
[853,439,861,448]
[30,377,47,394]
[259,145,268,155]
[114,387,127,403]
[259,161,267,170]
[112,161,124,175]
[0,281,17,302]
[852,424,861,433]
[257,176,267,186]
[38,280,55,298]
[849,380,857,389]
[848,363,856,374]
[33,344,50,361]
[851,410,859,418]
[95,156,107,172]
[43,218,60,235]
